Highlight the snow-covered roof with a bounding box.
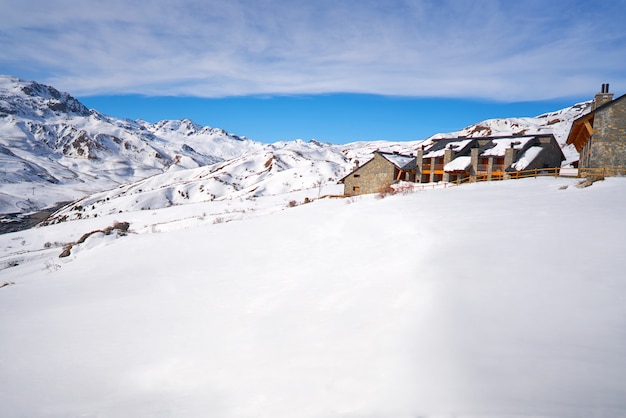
[511,146,543,171]
[444,156,472,172]
[423,139,474,158]
[379,152,416,169]
[481,137,534,157]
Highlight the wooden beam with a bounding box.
[567,114,593,146]
[573,129,590,152]
[566,123,581,145]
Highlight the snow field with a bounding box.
[1,177,626,417]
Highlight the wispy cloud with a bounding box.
[1,0,625,100]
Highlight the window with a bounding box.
[478,157,489,172]
[353,186,360,192]
[353,174,360,178]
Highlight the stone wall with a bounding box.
[586,97,626,169]
[342,154,396,195]
[526,136,564,170]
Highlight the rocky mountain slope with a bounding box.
[1,75,590,223]
[0,76,263,214]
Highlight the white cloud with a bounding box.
[1,0,625,100]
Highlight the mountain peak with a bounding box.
[0,75,91,119]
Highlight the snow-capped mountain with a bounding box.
[42,142,352,224]
[0,75,263,214]
[1,75,590,223]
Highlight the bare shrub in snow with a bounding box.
[5,260,19,268]
[44,260,61,272]
[100,222,130,236]
[376,185,395,199]
[392,182,417,195]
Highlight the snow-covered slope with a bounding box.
[43,141,351,224]
[0,75,263,214]
[1,177,625,418]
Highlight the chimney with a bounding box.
[593,83,614,110]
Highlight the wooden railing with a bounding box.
[450,166,626,186]
[363,166,625,197]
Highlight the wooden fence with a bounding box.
[391,167,626,193]
[450,167,626,185]
[340,166,626,197]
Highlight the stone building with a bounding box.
[340,151,416,196]
[566,84,626,173]
[340,135,564,195]
[416,135,564,183]
[416,138,474,183]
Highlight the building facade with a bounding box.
[567,85,626,173]
[340,151,416,196]
[416,135,563,183]
[340,136,564,196]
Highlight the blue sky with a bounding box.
[1,0,625,143]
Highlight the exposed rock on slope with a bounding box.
[0,76,263,214]
[43,141,351,224]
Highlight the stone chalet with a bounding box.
[340,151,416,196]
[340,135,564,196]
[417,134,564,183]
[566,84,626,172]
